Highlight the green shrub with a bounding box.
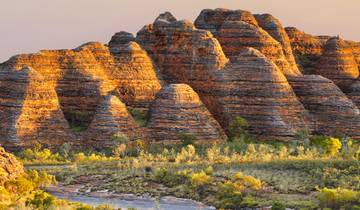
[227,116,249,141]
[178,133,197,146]
[128,108,148,127]
[154,168,188,187]
[271,201,286,210]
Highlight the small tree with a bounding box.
[178,133,197,146]
[227,116,249,141]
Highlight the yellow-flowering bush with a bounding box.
[190,171,212,187]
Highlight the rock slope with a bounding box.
[314,37,359,89]
[147,84,227,143]
[83,94,145,147]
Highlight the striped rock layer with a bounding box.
[147,84,227,143]
[314,37,359,89]
[1,9,360,148]
[82,95,145,147]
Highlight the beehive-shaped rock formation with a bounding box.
[289,75,360,139]
[285,27,324,57]
[83,95,144,147]
[0,147,24,184]
[147,84,227,143]
[194,8,301,76]
[194,8,259,34]
[254,14,299,74]
[0,66,75,148]
[137,12,228,84]
[210,48,308,140]
[2,42,161,128]
[314,37,359,89]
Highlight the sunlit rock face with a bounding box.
[210,48,309,140]
[194,8,301,76]
[0,66,75,148]
[314,37,359,89]
[136,12,228,84]
[147,84,227,143]
[285,27,324,57]
[254,14,300,75]
[1,41,161,128]
[194,8,259,34]
[347,41,360,67]
[108,32,163,108]
[82,94,145,147]
[289,75,360,139]
[285,27,325,74]
[0,147,24,184]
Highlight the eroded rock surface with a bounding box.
[0,66,75,148]
[83,95,145,147]
[289,75,360,139]
[314,37,359,89]
[195,8,301,76]
[147,84,227,143]
[210,48,309,140]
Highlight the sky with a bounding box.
[1,0,359,62]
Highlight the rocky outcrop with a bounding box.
[289,75,360,139]
[0,66,75,148]
[255,14,300,74]
[314,37,359,89]
[1,42,161,128]
[285,27,324,56]
[147,84,227,143]
[210,48,309,140]
[285,27,325,73]
[82,95,145,147]
[0,147,24,184]
[195,9,301,76]
[194,8,259,35]
[107,37,163,108]
[137,12,228,84]
[347,41,360,67]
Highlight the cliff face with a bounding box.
[1,8,360,148]
[0,66,75,148]
[289,75,360,138]
[147,84,227,143]
[210,48,309,140]
[195,8,301,76]
[314,37,359,89]
[2,42,161,128]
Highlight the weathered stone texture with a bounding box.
[285,27,324,56]
[314,37,359,89]
[255,14,300,74]
[83,95,145,147]
[289,75,360,139]
[210,48,309,140]
[0,67,74,148]
[147,84,227,143]
[195,9,300,76]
